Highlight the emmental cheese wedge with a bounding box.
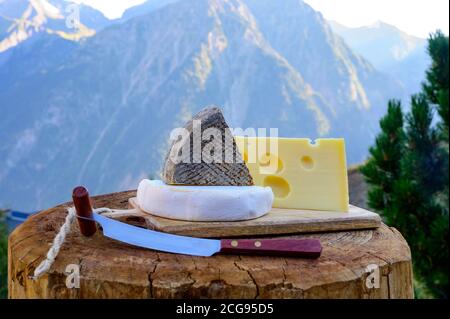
[137,179,274,221]
[234,137,349,212]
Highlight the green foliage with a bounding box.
[423,30,449,140]
[362,31,449,298]
[0,210,8,299]
[394,94,448,297]
[361,100,405,217]
[414,277,435,299]
[360,100,405,221]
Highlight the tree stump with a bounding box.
[8,190,414,298]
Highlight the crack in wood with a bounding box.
[147,253,161,298]
[234,257,259,299]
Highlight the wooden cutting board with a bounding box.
[120,197,381,238]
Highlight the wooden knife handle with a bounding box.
[72,186,97,237]
[220,238,322,258]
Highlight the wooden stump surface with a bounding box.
[8,190,414,299]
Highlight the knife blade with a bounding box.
[93,212,221,256]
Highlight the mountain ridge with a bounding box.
[0,0,403,210]
[329,19,429,99]
[0,0,110,53]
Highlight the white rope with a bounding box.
[32,206,113,280]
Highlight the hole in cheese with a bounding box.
[300,155,314,170]
[259,153,283,174]
[263,175,290,198]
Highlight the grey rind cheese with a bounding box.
[162,106,253,186]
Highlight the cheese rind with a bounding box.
[235,137,349,212]
[137,179,274,221]
[162,106,253,186]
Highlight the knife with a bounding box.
[73,186,322,258]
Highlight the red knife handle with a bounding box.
[220,238,322,258]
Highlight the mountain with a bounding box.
[0,0,403,211]
[0,0,110,53]
[329,20,429,98]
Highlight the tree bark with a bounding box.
[8,190,414,299]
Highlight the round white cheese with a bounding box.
[136,179,274,221]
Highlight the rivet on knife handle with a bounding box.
[219,239,322,258]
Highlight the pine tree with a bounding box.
[393,94,448,297]
[362,31,449,298]
[420,31,449,297]
[423,31,449,212]
[360,100,405,224]
[423,30,449,141]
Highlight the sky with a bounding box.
[304,0,449,38]
[73,0,449,38]
[71,0,146,18]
